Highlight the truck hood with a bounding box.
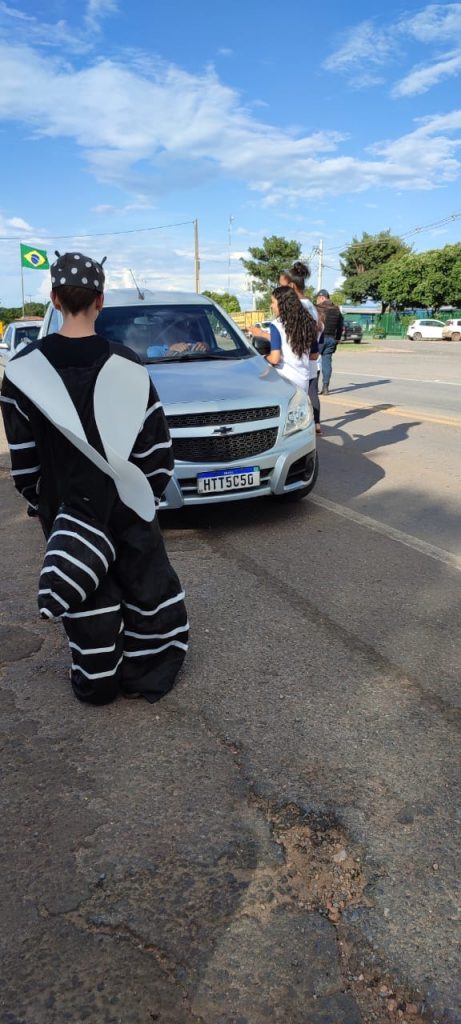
[147,354,296,412]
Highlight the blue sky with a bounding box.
[0,0,460,307]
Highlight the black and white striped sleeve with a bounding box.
[0,376,41,511]
[130,382,174,501]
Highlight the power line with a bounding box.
[0,218,196,243]
[325,212,461,255]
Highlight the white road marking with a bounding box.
[310,495,461,573]
[334,370,461,387]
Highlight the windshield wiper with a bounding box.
[145,351,244,364]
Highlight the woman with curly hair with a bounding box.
[279,262,322,434]
[260,285,318,399]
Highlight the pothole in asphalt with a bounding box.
[252,799,428,1024]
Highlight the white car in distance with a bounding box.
[0,320,43,367]
[442,318,461,342]
[407,319,445,340]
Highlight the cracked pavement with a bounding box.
[1,373,460,1024]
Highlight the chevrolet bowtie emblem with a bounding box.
[213,426,233,434]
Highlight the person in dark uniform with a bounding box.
[314,289,344,394]
[0,252,188,706]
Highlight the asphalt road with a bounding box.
[0,340,460,1024]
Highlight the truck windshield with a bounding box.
[95,304,252,363]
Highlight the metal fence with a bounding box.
[233,309,461,337]
[342,310,461,337]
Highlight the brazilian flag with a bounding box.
[20,244,49,270]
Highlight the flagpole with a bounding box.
[20,255,25,316]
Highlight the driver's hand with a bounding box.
[169,342,191,353]
[191,342,209,353]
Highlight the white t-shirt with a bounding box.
[301,299,321,380]
[301,297,318,323]
[269,320,310,391]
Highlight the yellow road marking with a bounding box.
[322,394,461,429]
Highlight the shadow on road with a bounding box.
[323,402,409,427]
[162,414,420,533]
[331,379,391,394]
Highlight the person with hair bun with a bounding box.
[279,262,322,434]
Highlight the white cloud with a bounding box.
[0,44,460,212]
[323,20,394,74]
[91,196,154,215]
[0,2,34,21]
[324,4,461,96]
[6,215,33,230]
[401,4,461,42]
[393,49,461,96]
[0,0,117,53]
[84,0,118,32]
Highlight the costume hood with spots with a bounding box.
[50,252,106,292]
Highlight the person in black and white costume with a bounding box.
[0,251,188,706]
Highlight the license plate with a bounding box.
[197,466,260,493]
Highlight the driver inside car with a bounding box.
[146,319,211,359]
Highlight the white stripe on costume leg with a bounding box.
[38,589,70,610]
[64,604,121,620]
[125,622,189,641]
[11,464,41,476]
[123,590,185,617]
[69,640,119,655]
[50,530,110,571]
[71,655,124,680]
[41,566,86,601]
[57,513,116,558]
[43,550,99,587]
[9,441,36,450]
[124,639,188,657]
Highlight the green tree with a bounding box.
[330,287,346,306]
[0,306,22,326]
[380,243,461,309]
[379,255,419,309]
[340,231,412,304]
[0,302,46,326]
[24,301,46,318]
[241,235,301,299]
[202,291,241,314]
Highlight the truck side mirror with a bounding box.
[252,336,271,357]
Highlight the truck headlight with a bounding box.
[283,388,312,436]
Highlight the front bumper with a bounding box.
[159,424,317,508]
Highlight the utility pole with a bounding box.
[227,214,234,292]
[316,238,324,293]
[194,219,201,293]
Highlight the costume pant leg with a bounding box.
[62,573,124,705]
[116,518,188,702]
